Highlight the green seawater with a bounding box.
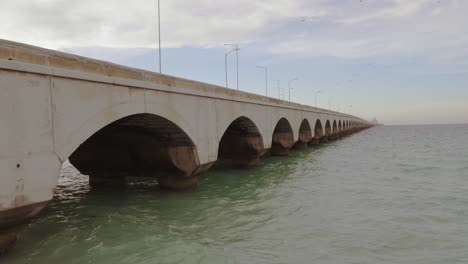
[4,124,468,263]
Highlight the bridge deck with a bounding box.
[0,39,357,118]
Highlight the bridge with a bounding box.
[0,39,372,249]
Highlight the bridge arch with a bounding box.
[56,99,201,164]
[69,113,205,190]
[218,116,264,168]
[338,120,342,132]
[295,119,312,149]
[271,117,295,156]
[309,119,324,145]
[314,119,323,138]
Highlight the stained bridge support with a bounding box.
[271,118,295,156]
[295,119,313,149]
[320,120,332,143]
[218,117,264,168]
[310,119,323,145]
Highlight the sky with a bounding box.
[1,0,467,125]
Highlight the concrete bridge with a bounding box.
[0,39,372,250]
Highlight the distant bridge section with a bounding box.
[0,39,372,238]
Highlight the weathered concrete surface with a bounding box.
[219,135,264,168]
[0,39,373,239]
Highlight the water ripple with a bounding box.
[4,124,468,263]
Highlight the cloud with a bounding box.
[0,0,321,49]
[338,0,426,24]
[1,0,467,66]
[267,0,468,60]
[1,0,466,125]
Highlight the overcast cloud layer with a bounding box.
[1,0,468,124]
[2,0,468,61]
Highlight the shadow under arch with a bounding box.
[271,117,295,156]
[295,119,313,149]
[322,120,332,143]
[338,120,342,132]
[325,120,332,135]
[69,113,208,190]
[218,116,264,168]
[310,119,323,145]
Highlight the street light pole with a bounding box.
[314,90,322,107]
[224,44,239,90]
[236,47,239,90]
[256,66,268,96]
[157,0,162,73]
[288,78,298,102]
[277,80,280,99]
[225,53,228,88]
[225,48,237,89]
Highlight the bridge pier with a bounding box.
[158,160,215,190]
[0,200,49,256]
[309,137,320,146]
[230,136,264,168]
[294,120,312,149]
[271,132,295,156]
[218,117,265,168]
[231,152,262,168]
[320,136,329,143]
[219,136,264,168]
[294,140,308,149]
[271,118,295,156]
